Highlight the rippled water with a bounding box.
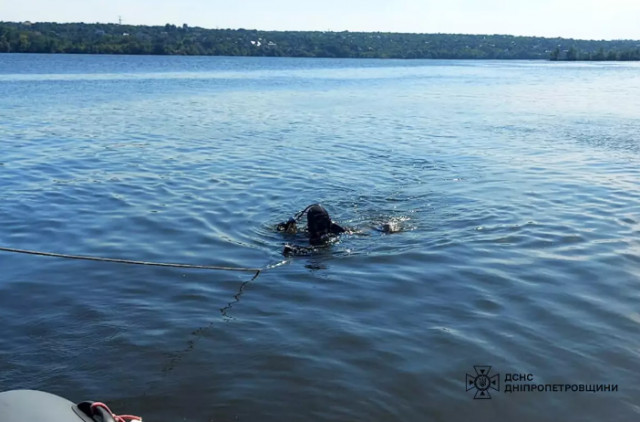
[0,54,639,421]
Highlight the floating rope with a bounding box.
[0,246,262,278]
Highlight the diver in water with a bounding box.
[277,204,346,256]
[277,203,405,256]
[306,204,346,244]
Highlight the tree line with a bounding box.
[1,21,639,60]
[550,46,640,61]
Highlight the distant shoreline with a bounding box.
[2,21,639,61]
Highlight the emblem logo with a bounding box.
[466,365,500,399]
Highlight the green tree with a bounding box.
[0,36,10,52]
[566,46,578,61]
[592,48,605,61]
[17,33,30,51]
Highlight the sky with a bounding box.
[2,0,640,40]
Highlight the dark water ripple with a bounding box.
[1,55,639,421]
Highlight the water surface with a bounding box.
[0,54,639,421]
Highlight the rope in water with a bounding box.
[0,246,263,277]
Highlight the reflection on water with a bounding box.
[0,54,639,422]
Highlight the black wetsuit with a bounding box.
[306,204,345,245]
[282,204,345,256]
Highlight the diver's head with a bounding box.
[307,204,332,244]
